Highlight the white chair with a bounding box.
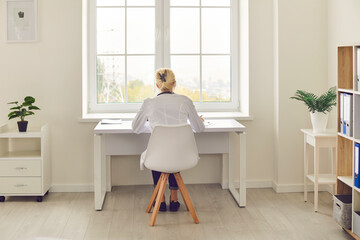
[144,124,200,226]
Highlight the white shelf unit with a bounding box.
[0,124,50,202]
[307,174,337,185]
[336,44,360,239]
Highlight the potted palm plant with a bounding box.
[8,96,40,132]
[290,87,336,133]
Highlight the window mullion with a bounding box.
[164,0,170,68]
[199,1,203,102]
[124,0,128,103]
[90,0,97,108]
[231,0,239,109]
[155,0,163,95]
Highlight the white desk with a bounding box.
[94,119,246,210]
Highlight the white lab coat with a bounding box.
[132,93,205,170]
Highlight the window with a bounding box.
[86,0,239,113]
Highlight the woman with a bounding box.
[132,68,205,212]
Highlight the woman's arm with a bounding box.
[132,99,149,134]
[184,97,205,133]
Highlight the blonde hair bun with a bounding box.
[155,68,176,92]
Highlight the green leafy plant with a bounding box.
[8,96,40,122]
[290,86,337,114]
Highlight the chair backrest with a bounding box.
[144,124,199,173]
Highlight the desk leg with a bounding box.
[304,135,308,202]
[107,155,112,192]
[239,132,246,207]
[94,134,107,211]
[314,144,319,212]
[228,132,246,208]
[221,154,229,189]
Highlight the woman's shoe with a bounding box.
[169,201,180,212]
[159,202,167,212]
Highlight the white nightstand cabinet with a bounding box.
[0,124,50,202]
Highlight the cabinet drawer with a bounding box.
[0,177,41,194]
[0,160,41,176]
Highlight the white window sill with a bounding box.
[79,112,254,123]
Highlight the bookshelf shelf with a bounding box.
[338,176,353,188]
[338,132,354,141]
[339,88,354,94]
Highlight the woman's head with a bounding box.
[155,68,176,92]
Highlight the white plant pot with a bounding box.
[310,112,329,133]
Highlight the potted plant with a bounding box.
[8,96,40,132]
[290,86,336,133]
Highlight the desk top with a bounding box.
[94,119,246,134]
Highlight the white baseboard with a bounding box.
[50,185,114,193]
[221,180,274,189]
[50,183,334,194]
[246,180,273,189]
[50,180,274,193]
[50,184,94,193]
[272,181,334,194]
[50,180,334,194]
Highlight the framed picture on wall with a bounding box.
[6,0,37,42]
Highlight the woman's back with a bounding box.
[132,93,204,134]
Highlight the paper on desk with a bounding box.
[101,119,122,124]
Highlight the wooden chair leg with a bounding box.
[174,173,199,224]
[149,173,169,226]
[176,173,189,211]
[146,173,163,213]
[179,190,189,211]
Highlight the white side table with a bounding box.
[301,129,337,212]
[0,124,50,202]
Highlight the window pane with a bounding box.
[127,56,155,102]
[127,8,155,54]
[97,56,126,103]
[201,0,230,6]
[97,0,125,6]
[171,0,199,6]
[97,8,125,54]
[170,8,200,54]
[202,8,230,54]
[202,56,230,102]
[127,0,155,6]
[171,56,200,102]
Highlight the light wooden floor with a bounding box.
[0,185,353,240]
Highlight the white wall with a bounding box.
[247,0,275,186]
[273,0,329,191]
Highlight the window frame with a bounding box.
[85,0,240,114]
